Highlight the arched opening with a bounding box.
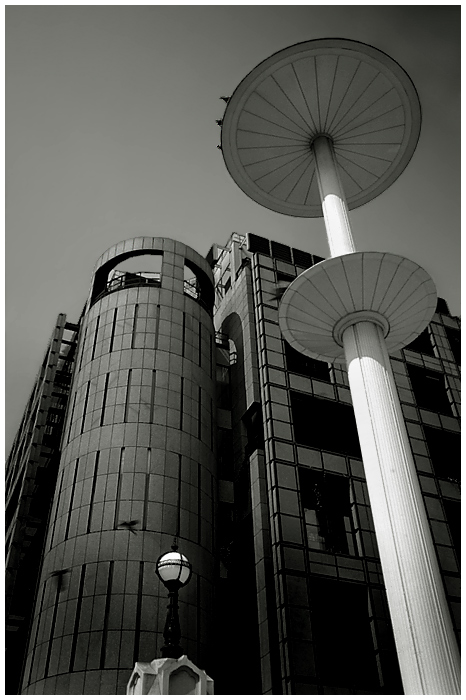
[90,250,163,306]
[107,254,163,295]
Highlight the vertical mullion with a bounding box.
[109,309,118,354]
[198,322,202,366]
[210,398,214,450]
[198,387,202,440]
[25,580,48,686]
[154,304,161,350]
[182,312,186,357]
[48,470,64,550]
[90,317,100,362]
[114,448,125,528]
[131,304,139,349]
[143,448,151,531]
[64,459,79,540]
[176,454,182,538]
[80,382,91,434]
[124,370,132,423]
[86,452,100,533]
[43,581,61,677]
[150,370,156,423]
[100,373,110,426]
[197,464,202,545]
[99,561,114,669]
[66,392,78,443]
[180,378,184,430]
[78,327,88,372]
[210,336,213,379]
[133,561,145,663]
[69,564,87,672]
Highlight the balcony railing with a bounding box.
[93,271,162,304]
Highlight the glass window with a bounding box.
[310,577,380,689]
[284,341,330,381]
[423,426,460,482]
[404,328,435,356]
[299,469,357,556]
[407,364,452,416]
[291,392,361,458]
[443,499,461,561]
[445,326,461,365]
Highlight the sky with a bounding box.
[5,5,460,452]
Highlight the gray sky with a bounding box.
[6,5,460,452]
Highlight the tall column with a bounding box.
[312,137,461,694]
[343,321,460,694]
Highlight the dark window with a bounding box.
[271,241,292,263]
[277,272,295,283]
[243,402,265,455]
[290,392,361,458]
[216,365,231,409]
[407,364,452,415]
[299,469,356,555]
[311,578,380,690]
[443,500,461,562]
[247,233,270,256]
[285,342,330,382]
[445,327,461,366]
[423,426,460,482]
[405,328,435,356]
[292,248,314,269]
[217,428,234,480]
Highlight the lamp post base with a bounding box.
[127,655,214,695]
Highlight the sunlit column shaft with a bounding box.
[343,321,461,695]
[312,135,356,257]
[313,136,460,694]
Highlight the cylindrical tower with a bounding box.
[21,237,217,696]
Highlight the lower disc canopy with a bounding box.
[278,252,437,365]
[221,38,421,217]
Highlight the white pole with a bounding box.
[312,136,356,256]
[312,136,461,695]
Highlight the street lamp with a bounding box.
[155,544,192,659]
[219,38,460,695]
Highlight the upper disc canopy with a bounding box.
[221,38,421,217]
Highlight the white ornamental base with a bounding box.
[127,655,214,695]
[342,320,460,695]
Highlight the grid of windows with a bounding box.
[245,241,460,694]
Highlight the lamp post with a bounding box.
[220,38,460,694]
[155,544,192,659]
[127,546,214,694]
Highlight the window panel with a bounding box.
[291,392,361,458]
[310,577,380,689]
[285,341,330,381]
[423,426,460,481]
[299,469,357,556]
[407,364,452,416]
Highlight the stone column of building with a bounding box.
[220,39,460,695]
[20,237,217,696]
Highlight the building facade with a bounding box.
[6,233,460,695]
